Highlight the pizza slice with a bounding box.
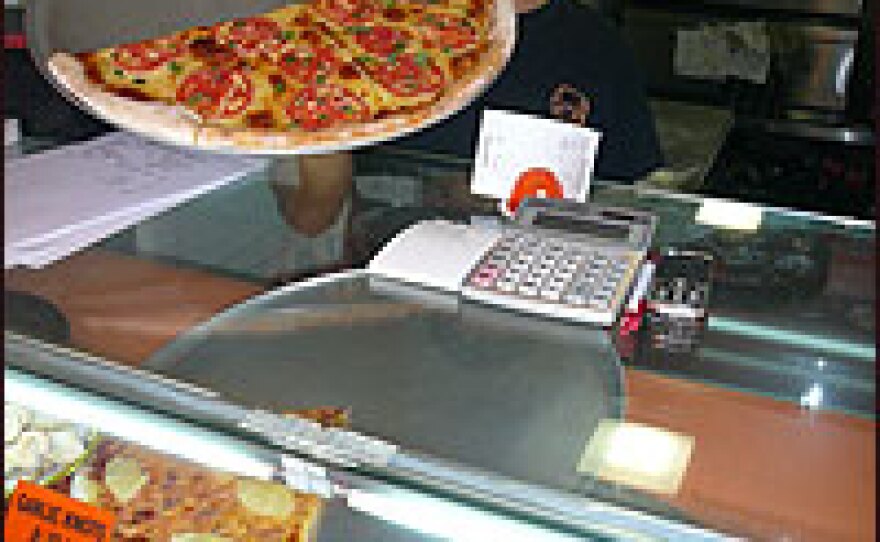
[74,33,195,104]
[251,12,387,131]
[72,408,349,541]
[355,51,449,110]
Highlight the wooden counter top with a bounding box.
[6,250,875,541]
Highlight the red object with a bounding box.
[4,33,27,49]
[507,167,564,214]
[618,299,647,337]
[5,480,117,542]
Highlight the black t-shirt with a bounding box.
[385,0,663,182]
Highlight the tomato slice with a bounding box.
[353,25,414,57]
[176,67,254,119]
[275,43,343,85]
[286,85,370,131]
[215,17,282,59]
[315,0,380,26]
[419,13,478,54]
[365,53,446,98]
[112,37,184,72]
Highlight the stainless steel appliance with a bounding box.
[620,0,873,138]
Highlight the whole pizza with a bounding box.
[47,0,515,153]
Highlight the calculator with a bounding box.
[368,199,656,327]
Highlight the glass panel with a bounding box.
[6,138,874,542]
[7,335,720,541]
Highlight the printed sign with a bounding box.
[471,109,601,216]
[5,481,116,542]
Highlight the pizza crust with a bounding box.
[47,0,516,155]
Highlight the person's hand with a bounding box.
[270,152,353,237]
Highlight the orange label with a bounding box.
[5,481,116,542]
[507,167,564,214]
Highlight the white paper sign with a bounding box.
[471,109,601,215]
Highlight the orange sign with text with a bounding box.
[5,481,116,542]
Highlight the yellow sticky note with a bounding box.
[695,199,764,232]
[578,420,695,496]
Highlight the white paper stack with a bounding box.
[5,132,269,269]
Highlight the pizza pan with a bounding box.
[26,0,516,155]
[144,272,626,506]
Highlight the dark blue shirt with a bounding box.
[386,0,663,181]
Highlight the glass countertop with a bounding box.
[5,136,875,541]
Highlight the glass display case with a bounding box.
[5,137,875,542]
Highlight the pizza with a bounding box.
[71,408,349,542]
[47,0,515,153]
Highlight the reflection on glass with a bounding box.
[800,383,824,409]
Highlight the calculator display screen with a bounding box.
[534,213,631,240]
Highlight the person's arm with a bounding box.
[270,152,354,237]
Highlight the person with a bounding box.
[282,0,666,236]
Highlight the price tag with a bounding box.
[471,109,601,215]
[5,481,116,542]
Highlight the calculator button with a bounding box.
[541,290,562,302]
[520,286,539,297]
[497,281,517,293]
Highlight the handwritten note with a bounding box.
[471,109,601,215]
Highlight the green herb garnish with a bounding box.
[168,62,182,74]
[318,113,328,120]
[393,41,406,52]
[113,69,125,77]
[233,20,246,27]
[316,74,327,84]
[280,30,296,40]
[414,52,429,66]
[274,81,286,94]
[442,46,452,55]
[387,52,398,63]
[348,26,370,34]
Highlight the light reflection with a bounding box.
[347,488,585,542]
[709,316,875,361]
[799,383,824,409]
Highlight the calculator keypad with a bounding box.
[465,232,638,316]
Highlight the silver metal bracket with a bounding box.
[240,409,398,470]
